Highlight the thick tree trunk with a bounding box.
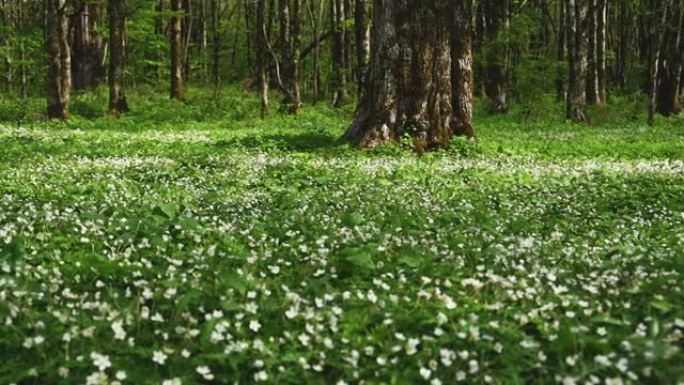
[71,0,104,90]
[331,0,348,107]
[451,0,475,138]
[655,0,683,117]
[279,0,302,113]
[170,0,185,100]
[344,0,464,151]
[482,0,509,114]
[108,0,129,115]
[46,0,71,119]
[354,0,370,96]
[566,0,589,122]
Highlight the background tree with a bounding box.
[344,0,470,150]
[170,0,184,100]
[46,0,71,119]
[108,0,129,115]
[566,0,589,122]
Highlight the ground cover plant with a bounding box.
[1,89,683,385]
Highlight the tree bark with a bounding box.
[556,0,567,102]
[451,0,475,138]
[256,0,269,117]
[655,0,683,117]
[596,0,607,103]
[566,0,589,122]
[108,0,129,115]
[46,0,71,119]
[343,0,466,151]
[586,0,600,104]
[482,0,509,114]
[354,0,370,96]
[71,0,104,90]
[170,0,185,100]
[278,0,302,113]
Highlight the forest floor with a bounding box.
[1,89,683,384]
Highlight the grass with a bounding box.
[0,87,683,385]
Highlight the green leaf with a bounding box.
[342,248,376,270]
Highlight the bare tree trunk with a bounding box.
[616,0,629,88]
[256,0,269,117]
[557,0,566,102]
[344,0,461,151]
[354,0,370,96]
[170,0,185,100]
[596,0,607,103]
[483,0,509,114]
[452,0,475,138]
[1,0,13,93]
[331,0,348,107]
[108,0,129,115]
[182,0,193,79]
[210,0,220,88]
[278,0,301,113]
[566,0,589,122]
[587,0,600,104]
[46,0,71,119]
[305,0,325,104]
[71,0,104,90]
[655,0,683,117]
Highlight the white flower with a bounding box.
[153,350,168,365]
[162,378,182,385]
[90,352,112,371]
[419,367,432,380]
[405,338,420,355]
[111,320,126,340]
[254,370,269,382]
[249,320,262,332]
[196,366,214,380]
[86,371,108,385]
[115,371,127,380]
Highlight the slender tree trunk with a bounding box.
[596,0,607,103]
[256,0,269,117]
[210,0,220,88]
[1,0,13,93]
[557,0,566,102]
[331,0,348,107]
[616,0,629,88]
[170,0,185,100]
[566,0,589,122]
[344,0,463,151]
[587,0,600,104]
[183,0,193,79]
[483,0,509,114]
[648,0,668,124]
[46,0,71,119]
[108,0,129,115]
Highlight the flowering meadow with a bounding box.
[1,103,683,385]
